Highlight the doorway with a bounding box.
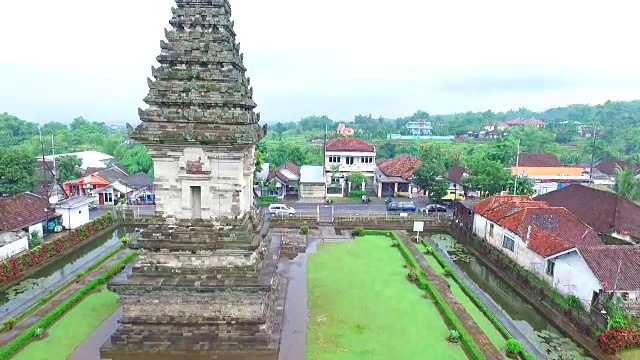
[190,186,202,219]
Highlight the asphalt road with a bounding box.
[88,199,446,218]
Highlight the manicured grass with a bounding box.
[421,244,507,352]
[13,287,119,360]
[621,349,640,360]
[307,235,468,360]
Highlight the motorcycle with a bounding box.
[325,197,334,204]
[384,196,393,204]
[362,197,371,204]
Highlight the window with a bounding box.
[105,192,113,203]
[489,223,494,237]
[328,156,341,163]
[191,186,202,218]
[502,235,515,252]
[346,156,354,165]
[546,260,555,277]
[361,156,373,164]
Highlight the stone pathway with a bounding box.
[319,225,352,243]
[397,231,504,360]
[0,249,131,347]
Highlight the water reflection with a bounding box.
[431,233,591,359]
[0,226,133,319]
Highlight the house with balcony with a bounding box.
[512,153,589,195]
[375,155,421,198]
[324,138,376,196]
[406,119,433,135]
[470,195,640,310]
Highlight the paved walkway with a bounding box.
[319,225,353,243]
[425,236,545,360]
[397,231,504,360]
[0,249,131,347]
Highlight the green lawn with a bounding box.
[14,287,119,360]
[307,235,468,360]
[421,248,506,352]
[622,349,640,360]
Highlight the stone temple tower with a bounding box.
[101,0,282,358]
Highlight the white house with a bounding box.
[471,195,609,309]
[0,232,29,260]
[324,137,376,196]
[54,196,94,230]
[0,192,60,239]
[265,162,301,199]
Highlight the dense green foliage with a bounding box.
[0,114,153,195]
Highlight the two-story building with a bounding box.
[406,119,432,135]
[324,138,376,196]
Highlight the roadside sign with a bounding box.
[414,221,424,243]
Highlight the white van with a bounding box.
[268,204,296,216]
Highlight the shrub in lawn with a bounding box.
[3,318,16,330]
[444,266,453,277]
[120,236,130,246]
[506,339,524,358]
[352,227,365,237]
[300,223,310,235]
[448,329,460,343]
[33,327,44,338]
[348,190,367,199]
[424,244,433,254]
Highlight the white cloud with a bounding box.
[1,0,639,123]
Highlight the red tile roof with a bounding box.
[377,155,422,179]
[0,193,56,232]
[514,152,562,167]
[535,184,640,240]
[497,206,602,257]
[267,162,301,184]
[325,138,375,152]
[580,246,640,291]
[474,194,603,257]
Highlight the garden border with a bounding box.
[0,252,138,360]
[421,238,537,360]
[0,242,128,333]
[363,230,487,360]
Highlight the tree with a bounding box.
[254,149,265,179]
[428,179,449,203]
[347,172,365,188]
[413,162,445,195]
[465,156,513,196]
[613,166,640,202]
[0,147,37,195]
[57,155,82,181]
[511,176,535,196]
[114,144,154,177]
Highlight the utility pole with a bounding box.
[513,139,521,195]
[39,128,47,184]
[588,125,598,187]
[323,123,328,198]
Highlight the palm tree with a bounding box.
[613,166,640,202]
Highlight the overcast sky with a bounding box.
[1,0,639,124]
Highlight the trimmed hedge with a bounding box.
[375,231,487,360]
[0,212,115,284]
[421,238,536,360]
[0,251,138,360]
[0,242,127,333]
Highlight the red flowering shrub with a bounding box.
[599,328,640,354]
[0,213,115,285]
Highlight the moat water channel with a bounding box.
[0,225,134,321]
[431,233,592,360]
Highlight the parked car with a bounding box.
[386,201,400,212]
[388,201,417,212]
[422,204,447,213]
[268,204,296,216]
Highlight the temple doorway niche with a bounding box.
[190,186,202,219]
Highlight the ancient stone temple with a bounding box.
[101,0,281,358]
